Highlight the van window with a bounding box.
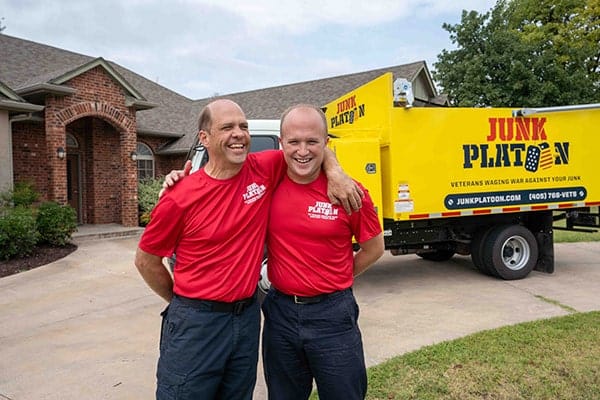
[188,134,280,172]
[250,136,279,152]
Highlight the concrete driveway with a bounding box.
[1,236,599,399]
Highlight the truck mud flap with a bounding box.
[529,211,554,274]
[534,231,554,273]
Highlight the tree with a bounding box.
[433,0,600,107]
[0,17,6,33]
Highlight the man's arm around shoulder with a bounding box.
[159,160,192,198]
[322,148,363,214]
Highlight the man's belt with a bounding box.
[174,293,255,315]
[273,288,348,305]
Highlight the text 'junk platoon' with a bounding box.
[462,117,569,172]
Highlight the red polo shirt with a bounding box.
[267,172,381,297]
[139,150,285,302]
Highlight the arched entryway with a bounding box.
[47,101,138,226]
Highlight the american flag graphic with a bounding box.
[538,142,553,170]
[525,143,553,172]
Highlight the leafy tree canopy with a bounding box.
[433,0,600,107]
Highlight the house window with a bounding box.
[66,133,79,148]
[136,142,155,180]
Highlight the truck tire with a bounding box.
[470,227,495,276]
[416,250,455,261]
[482,224,538,280]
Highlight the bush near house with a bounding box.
[0,206,39,260]
[138,177,163,226]
[0,183,77,260]
[36,201,77,246]
[0,180,39,208]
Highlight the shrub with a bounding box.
[0,206,39,260]
[138,177,163,225]
[36,201,77,246]
[0,181,40,207]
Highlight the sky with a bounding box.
[1,0,497,99]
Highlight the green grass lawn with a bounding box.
[308,216,600,399]
[364,312,600,400]
[554,226,600,242]
[310,312,600,399]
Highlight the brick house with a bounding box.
[0,34,445,227]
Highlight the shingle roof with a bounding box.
[0,34,435,155]
[0,34,194,139]
[216,62,426,118]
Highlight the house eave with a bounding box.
[17,83,77,97]
[137,128,184,138]
[51,57,147,101]
[154,147,188,156]
[0,99,45,113]
[126,96,158,110]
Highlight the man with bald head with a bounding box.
[135,99,361,400]
[262,104,384,399]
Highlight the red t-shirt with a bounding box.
[139,151,285,302]
[267,171,382,297]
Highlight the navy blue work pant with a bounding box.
[155,295,260,400]
[261,288,367,400]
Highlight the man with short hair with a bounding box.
[262,104,384,399]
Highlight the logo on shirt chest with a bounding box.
[308,201,339,220]
[243,182,267,204]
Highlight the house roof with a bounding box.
[0,33,442,155]
[0,34,192,139]
[212,61,430,117]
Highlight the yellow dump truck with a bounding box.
[323,73,600,280]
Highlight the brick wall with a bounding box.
[12,120,50,200]
[159,154,187,176]
[12,66,140,226]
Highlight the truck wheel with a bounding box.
[482,224,538,280]
[470,227,495,276]
[416,250,455,261]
